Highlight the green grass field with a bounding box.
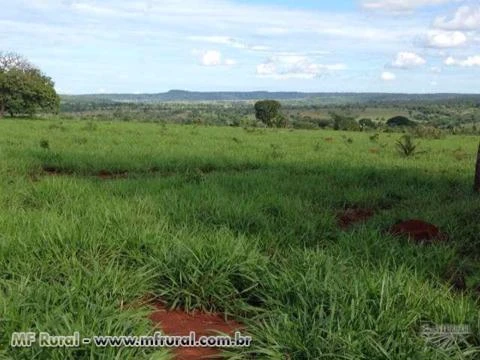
[1,118,480,359]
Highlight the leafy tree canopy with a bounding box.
[386,116,417,127]
[254,100,283,127]
[0,52,59,117]
[330,112,360,131]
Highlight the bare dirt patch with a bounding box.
[97,169,129,180]
[337,208,375,229]
[42,165,72,176]
[388,219,448,244]
[150,303,244,360]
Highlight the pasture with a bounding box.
[1,118,479,359]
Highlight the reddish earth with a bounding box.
[324,137,334,142]
[150,303,244,360]
[337,208,375,229]
[97,170,129,180]
[43,166,71,176]
[388,219,448,243]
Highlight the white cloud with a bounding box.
[392,52,426,68]
[362,0,456,12]
[256,62,277,76]
[188,35,269,52]
[444,56,456,65]
[444,55,480,67]
[426,30,467,48]
[256,27,290,36]
[200,50,222,66]
[256,55,346,80]
[434,6,480,30]
[224,58,237,66]
[381,71,396,81]
[197,50,236,67]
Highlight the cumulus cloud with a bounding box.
[256,55,346,80]
[444,55,480,67]
[434,6,480,30]
[188,36,269,52]
[392,52,426,68]
[197,50,236,67]
[381,71,396,81]
[426,30,467,48]
[362,0,456,12]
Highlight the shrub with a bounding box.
[330,112,360,131]
[396,135,418,157]
[411,126,444,139]
[39,139,49,149]
[254,100,282,128]
[387,116,417,127]
[359,118,376,130]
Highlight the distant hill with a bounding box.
[61,90,480,105]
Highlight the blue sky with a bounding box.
[1,0,479,94]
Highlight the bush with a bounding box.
[396,135,418,157]
[387,116,417,127]
[330,112,360,131]
[359,118,376,130]
[254,100,282,128]
[411,126,445,139]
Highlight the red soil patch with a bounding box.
[97,170,129,180]
[42,166,71,176]
[388,219,448,244]
[369,148,379,154]
[324,137,334,142]
[150,303,244,360]
[337,208,375,229]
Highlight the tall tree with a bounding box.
[254,100,283,128]
[0,52,59,118]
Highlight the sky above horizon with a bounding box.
[1,0,480,94]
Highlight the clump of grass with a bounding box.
[341,135,354,144]
[396,135,418,157]
[73,137,88,145]
[39,139,50,150]
[269,144,286,159]
[82,122,97,131]
[184,168,205,184]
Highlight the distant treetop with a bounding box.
[386,116,417,127]
[0,52,59,117]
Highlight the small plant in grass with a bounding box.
[73,137,88,145]
[369,133,380,142]
[39,139,49,150]
[269,144,286,159]
[82,122,97,131]
[341,135,354,144]
[184,168,205,184]
[396,135,418,157]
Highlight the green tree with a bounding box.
[0,52,59,118]
[359,118,376,130]
[386,115,416,127]
[330,112,360,131]
[254,100,282,127]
